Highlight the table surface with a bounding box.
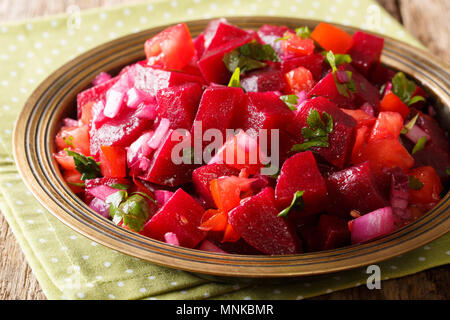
[0,0,449,300]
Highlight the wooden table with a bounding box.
[0,0,448,300]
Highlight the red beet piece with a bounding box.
[308,71,355,109]
[317,214,350,250]
[298,225,322,252]
[412,143,450,185]
[134,65,204,96]
[84,177,131,203]
[156,83,203,130]
[89,108,152,158]
[206,22,250,51]
[287,97,357,168]
[280,53,325,81]
[192,86,244,139]
[240,68,288,93]
[141,189,206,248]
[257,24,291,56]
[237,91,294,136]
[193,33,206,60]
[326,161,388,217]
[347,31,384,76]
[198,34,253,84]
[192,164,240,208]
[77,75,119,118]
[140,129,196,187]
[275,151,328,217]
[228,187,302,255]
[369,62,396,89]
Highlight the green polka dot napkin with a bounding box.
[0,0,448,300]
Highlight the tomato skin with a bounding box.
[284,66,315,94]
[144,23,195,70]
[368,111,403,142]
[341,109,376,128]
[311,23,353,54]
[351,125,370,162]
[380,92,410,119]
[210,177,241,214]
[409,166,443,205]
[80,101,94,126]
[63,170,84,194]
[55,124,90,155]
[281,31,315,56]
[99,145,127,178]
[54,150,76,171]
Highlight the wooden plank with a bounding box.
[0,0,449,300]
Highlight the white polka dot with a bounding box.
[1,54,9,60]
[91,241,98,246]
[139,16,148,24]
[86,283,94,288]
[25,23,33,30]
[171,0,178,7]
[42,32,50,38]
[27,219,34,224]
[44,58,52,64]
[347,9,356,16]
[116,21,124,28]
[48,227,55,232]
[77,46,85,52]
[92,24,99,32]
[149,297,157,300]
[84,36,92,42]
[312,1,320,8]
[117,281,124,287]
[108,294,115,299]
[73,265,80,272]
[61,246,68,251]
[123,8,131,15]
[147,4,154,11]
[1,26,7,33]
[15,200,23,205]
[163,12,171,19]
[204,292,210,297]
[423,245,430,250]
[51,48,60,55]
[148,276,155,280]
[418,257,426,261]
[180,290,187,294]
[96,275,103,280]
[69,235,77,240]
[39,238,46,243]
[8,44,17,51]
[244,296,252,300]
[125,269,133,274]
[446,251,450,255]
[170,281,178,286]
[104,262,111,267]
[77,292,85,299]
[82,255,89,260]
[296,295,304,300]
[9,71,17,77]
[390,265,397,270]
[50,20,59,27]
[109,32,117,39]
[99,12,107,20]
[17,34,25,41]
[51,258,58,263]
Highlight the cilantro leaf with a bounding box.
[391,72,425,106]
[106,190,128,222]
[65,149,101,180]
[228,67,241,88]
[291,109,333,152]
[111,183,130,190]
[325,51,356,98]
[446,167,450,175]
[63,136,74,147]
[401,113,419,134]
[280,95,299,111]
[278,190,305,217]
[412,136,427,154]
[324,51,352,69]
[223,41,279,74]
[408,176,424,191]
[295,26,311,39]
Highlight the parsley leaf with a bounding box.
[412,136,427,154]
[325,51,356,98]
[391,72,426,106]
[63,136,74,147]
[280,95,299,111]
[228,67,241,88]
[111,183,130,190]
[408,176,424,191]
[324,51,352,69]
[401,113,419,134]
[295,26,311,39]
[446,167,450,175]
[223,41,279,74]
[278,190,305,217]
[291,109,333,152]
[65,149,101,180]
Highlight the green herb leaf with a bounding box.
[295,26,311,39]
[110,183,130,190]
[446,167,450,175]
[326,51,338,73]
[324,51,352,69]
[131,191,157,205]
[412,136,427,154]
[407,95,426,106]
[401,113,419,134]
[67,182,85,187]
[408,176,424,191]
[391,72,421,105]
[65,149,101,180]
[325,51,356,98]
[63,136,74,147]
[106,190,128,221]
[280,95,299,111]
[278,190,305,217]
[291,109,333,152]
[223,41,279,74]
[227,67,241,88]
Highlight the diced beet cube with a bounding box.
[205,233,263,255]
[192,164,240,208]
[198,34,253,84]
[156,83,203,130]
[134,64,204,96]
[298,225,322,252]
[84,177,131,203]
[141,189,206,248]
[193,33,206,60]
[206,22,250,51]
[347,31,384,76]
[317,214,350,250]
[77,75,119,118]
[140,129,196,187]
[275,151,328,218]
[326,161,388,217]
[257,24,291,56]
[280,53,325,81]
[240,68,288,93]
[416,112,449,152]
[287,97,357,168]
[412,143,450,185]
[308,72,355,109]
[228,187,302,255]
[369,62,396,89]
[237,91,294,136]
[89,108,152,158]
[192,86,244,139]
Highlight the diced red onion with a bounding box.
[197,240,228,253]
[147,118,170,149]
[92,72,112,86]
[405,124,431,144]
[389,167,410,224]
[382,82,392,98]
[427,105,436,117]
[86,185,118,202]
[350,207,396,244]
[103,89,124,118]
[126,87,153,109]
[135,102,157,120]
[127,130,154,168]
[336,70,350,83]
[92,100,107,125]
[164,232,180,246]
[360,102,375,117]
[89,197,110,219]
[154,190,174,209]
[62,118,78,127]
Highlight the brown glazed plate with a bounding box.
[13,17,450,279]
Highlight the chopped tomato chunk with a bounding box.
[311,23,353,53]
